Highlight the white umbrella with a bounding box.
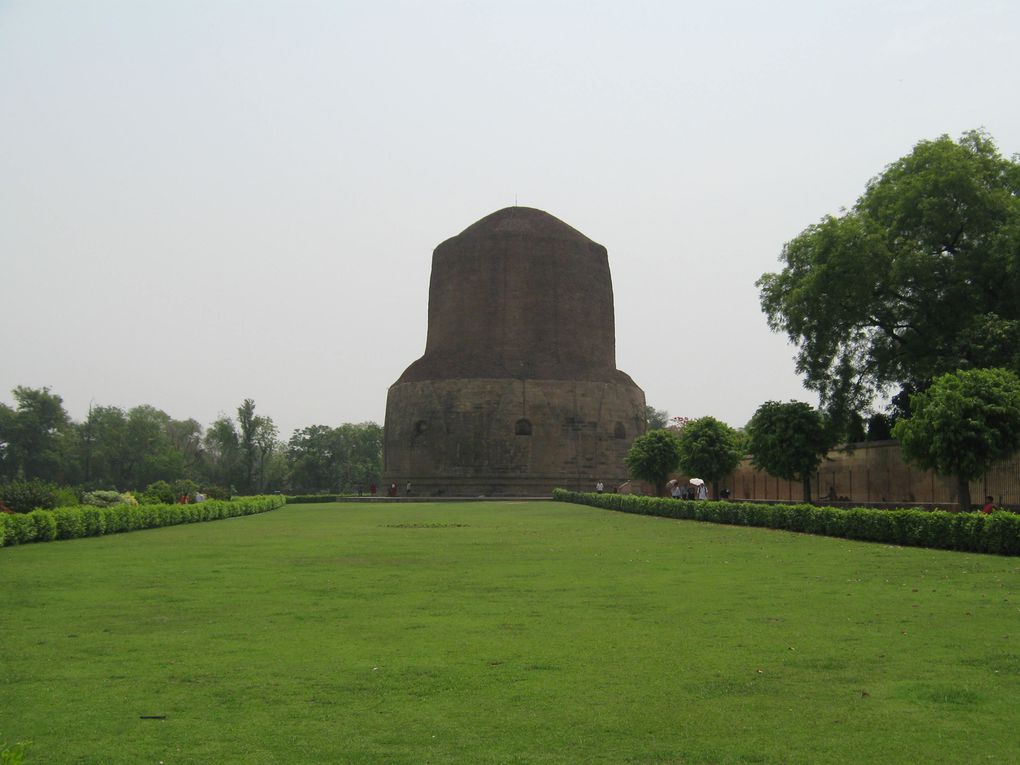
[689,478,705,486]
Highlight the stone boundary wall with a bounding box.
[720,440,1020,508]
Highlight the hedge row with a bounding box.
[552,490,1020,556]
[0,495,286,548]
[285,494,340,504]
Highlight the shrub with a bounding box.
[0,478,58,513]
[53,486,80,507]
[0,496,286,547]
[6,513,36,544]
[82,490,129,508]
[29,510,57,542]
[202,485,231,500]
[172,479,199,502]
[552,490,1020,556]
[52,507,85,539]
[141,480,176,505]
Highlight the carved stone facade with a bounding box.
[383,207,646,496]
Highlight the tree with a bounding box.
[237,399,258,493]
[0,386,73,481]
[624,429,682,497]
[204,416,241,490]
[644,406,670,431]
[287,422,383,493]
[675,416,743,499]
[746,401,834,503]
[758,130,1020,430]
[892,368,1020,511]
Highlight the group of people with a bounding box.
[671,482,708,500]
[368,482,411,497]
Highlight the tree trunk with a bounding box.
[655,481,665,498]
[802,475,812,504]
[956,474,972,513]
[711,481,719,500]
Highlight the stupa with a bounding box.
[382,207,646,496]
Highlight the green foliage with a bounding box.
[202,485,231,500]
[0,478,59,513]
[51,486,79,507]
[893,368,1020,510]
[552,490,1020,556]
[624,429,682,496]
[0,496,285,546]
[747,401,834,502]
[286,494,337,503]
[0,386,72,481]
[675,416,743,498]
[758,130,1020,421]
[81,490,131,508]
[171,478,199,501]
[866,413,893,441]
[287,422,383,493]
[141,479,176,504]
[644,405,670,430]
[1,740,31,765]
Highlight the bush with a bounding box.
[172,479,199,502]
[29,510,57,542]
[53,486,80,507]
[0,496,286,547]
[202,485,231,500]
[82,490,130,508]
[552,490,1020,556]
[6,513,36,544]
[141,480,176,505]
[0,478,59,513]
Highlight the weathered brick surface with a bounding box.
[383,207,646,496]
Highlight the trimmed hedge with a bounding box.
[0,496,286,548]
[552,489,1020,556]
[285,494,339,504]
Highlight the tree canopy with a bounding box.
[624,429,682,497]
[0,386,379,496]
[758,130,1020,430]
[746,401,834,503]
[892,368,1020,511]
[675,416,743,499]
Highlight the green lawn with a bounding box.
[2,501,1018,764]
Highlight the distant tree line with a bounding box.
[0,386,382,497]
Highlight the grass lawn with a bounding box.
[2,500,1019,764]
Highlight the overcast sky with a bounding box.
[2,0,1018,438]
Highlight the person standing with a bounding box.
[982,495,995,513]
[595,480,604,494]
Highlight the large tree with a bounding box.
[892,368,1020,512]
[624,429,682,497]
[758,130,1020,430]
[0,386,72,481]
[287,422,382,494]
[675,416,743,499]
[746,401,834,503]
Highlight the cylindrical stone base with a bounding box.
[382,377,646,497]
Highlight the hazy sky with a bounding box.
[2,0,1018,439]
